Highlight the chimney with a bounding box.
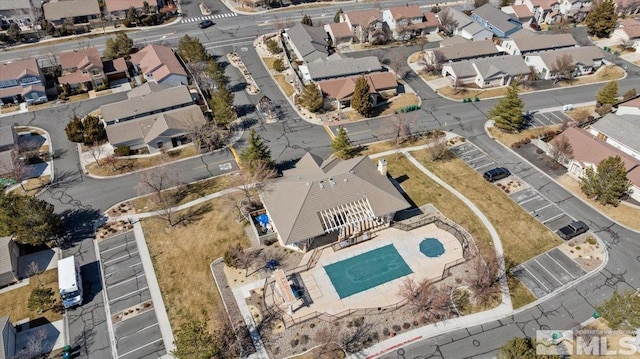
[378,159,388,176]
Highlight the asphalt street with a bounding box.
[2,1,640,358]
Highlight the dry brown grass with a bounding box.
[488,125,562,147]
[85,146,198,176]
[438,84,532,100]
[262,57,277,70]
[557,174,640,231]
[509,280,537,309]
[131,175,231,212]
[274,74,295,97]
[408,52,423,63]
[560,65,625,86]
[566,106,596,122]
[27,102,53,112]
[9,175,52,196]
[412,153,562,264]
[0,270,62,323]
[344,93,421,121]
[142,198,250,332]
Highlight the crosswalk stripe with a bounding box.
[182,13,237,23]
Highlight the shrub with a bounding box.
[586,236,597,245]
[353,317,364,327]
[575,246,581,250]
[273,58,285,72]
[300,335,309,345]
[115,145,131,156]
[266,39,281,54]
[383,328,390,336]
[290,338,299,347]
[597,103,612,116]
[392,324,401,332]
[403,323,411,329]
[223,250,238,267]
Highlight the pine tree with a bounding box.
[210,87,235,127]
[28,286,55,313]
[82,114,107,146]
[299,83,323,113]
[596,80,618,105]
[177,35,209,63]
[351,75,373,117]
[65,114,85,143]
[334,8,343,23]
[585,0,617,38]
[301,15,313,26]
[206,59,229,88]
[596,291,640,330]
[240,129,274,171]
[103,31,134,59]
[0,192,61,246]
[331,126,353,159]
[488,81,525,132]
[580,156,631,206]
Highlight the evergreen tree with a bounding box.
[103,32,134,59]
[596,80,618,105]
[206,59,229,88]
[240,129,274,171]
[334,8,343,23]
[28,286,55,313]
[488,81,525,132]
[298,83,323,113]
[65,114,85,143]
[7,23,22,43]
[301,15,313,26]
[585,0,617,38]
[0,192,61,246]
[210,87,235,126]
[172,319,241,359]
[331,126,353,159]
[596,291,640,330]
[82,114,107,146]
[580,155,631,206]
[177,35,209,63]
[351,75,373,117]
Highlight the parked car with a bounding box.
[198,20,214,29]
[483,167,511,182]
[530,22,541,31]
[557,221,589,240]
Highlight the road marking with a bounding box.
[519,194,541,205]
[531,203,553,212]
[229,146,242,169]
[108,274,146,289]
[534,258,563,286]
[109,286,149,303]
[116,323,159,343]
[346,129,371,135]
[474,162,493,170]
[521,265,551,293]
[101,241,135,253]
[546,253,576,279]
[181,13,238,23]
[458,148,479,156]
[323,124,335,140]
[118,338,163,358]
[191,158,237,170]
[542,213,565,224]
[205,40,253,50]
[103,251,140,265]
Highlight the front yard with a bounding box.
[345,93,420,121]
[0,270,62,323]
[85,145,198,176]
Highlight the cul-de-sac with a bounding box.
[1,0,639,358]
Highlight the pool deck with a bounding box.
[290,223,464,318]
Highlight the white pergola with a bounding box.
[318,198,377,234]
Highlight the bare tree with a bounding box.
[184,114,230,153]
[394,22,412,42]
[386,51,407,78]
[419,50,446,75]
[553,16,572,33]
[379,114,416,160]
[453,78,465,94]
[0,147,31,191]
[233,244,258,277]
[314,326,341,355]
[28,261,43,285]
[398,277,452,322]
[223,163,277,221]
[471,0,490,8]
[339,320,375,354]
[438,7,457,36]
[136,166,182,226]
[14,328,48,359]
[620,38,635,51]
[526,65,538,86]
[88,144,105,166]
[549,134,574,167]
[466,255,501,305]
[551,53,575,82]
[426,136,452,161]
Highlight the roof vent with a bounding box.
[306,182,311,186]
[319,180,325,189]
[329,178,336,186]
[343,178,348,182]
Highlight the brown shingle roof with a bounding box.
[533,46,604,68]
[343,9,381,27]
[387,5,423,20]
[58,71,92,85]
[325,22,353,39]
[511,33,577,52]
[511,4,533,18]
[59,48,102,71]
[422,12,440,28]
[432,40,500,61]
[43,0,100,21]
[101,83,193,122]
[103,58,128,75]
[0,59,40,82]
[130,44,187,83]
[105,0,157,12]
[318,72,397,101]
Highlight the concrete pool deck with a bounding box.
[289,223,464,318]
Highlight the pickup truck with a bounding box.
[557,221,588,240]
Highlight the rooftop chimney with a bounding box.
[378,159,388,176]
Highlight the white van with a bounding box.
[58,256,83,309]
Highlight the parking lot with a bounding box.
[98,232,166,359]
[449,142,587,298]
[528,110,574,127]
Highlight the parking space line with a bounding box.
[109,286,149,303]
[532,203,553,212]
[533,116,547,127]
[521,265,551,293]
[118,338,163,358]
[542,213,565,224]
[117,323,159,342]
[519,195,541,205]
[103,251,140,265]
[458,148,479,156]
[108,274,146,288]
[546,254,576,279]
[533,258,563,286]
[467,154,487,162]
[101,241,135,253]
[548,112,567,124]
[475,162,493,170]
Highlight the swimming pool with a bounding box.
[324,244,413,299]
[419,238,445,258]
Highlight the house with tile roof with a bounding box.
[449,8,494,41]
[105,0,158,18]
[101,83,205,153]
[502,33,577,55]
[523,0,560,24]
[58,47,106,91]
[471,4,522,38]
[501,4,534,22]
[318,72,397,109]
[524,46,604,79]
[612,18,640,50]
[130,44,188,87]
[259,153,410,251]
[548,127,640,201]
[43,0,101,26]
[284,23,331,63]
[340,9,387,43]
[324,22,353,45]
[0,58,47,105]
[441,55,529,88]
[382,5,428,40]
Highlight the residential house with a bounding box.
[522,0,560,24]
[130,44,188,87]
[422,12,440,33]
[559,0,591,15]
[340,9,386,43]
[102,83,205,153]
[105,0,158,19]
[502,33,577,55]
[43,0,101,26]
[324,22,353,46]
[501,4,534,23]
[0,59,47,105]
[299,56,383,83]
[0,237,19,288]
[471,4,522,38]
[284,23,331,64]
[318,72,397,109]
[442,55,530,88]
[612,18,640,50]
[0,125,18,176]
[0,0,40,29]
[449,8,494,41]
[382,5,426,40]
[548,127,640,201]
[439,35,470,47]
[587,112,640,160]
[259,153,410,251]
[423,40,501,66]
[524,46,604,79]
[102,58,129,82]
[0,316,16,359]
[614,96,640,116]
[58,47,106,91]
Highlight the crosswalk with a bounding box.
[182,13,238,23]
